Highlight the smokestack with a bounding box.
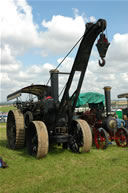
[50,69,59,102]
[103,86,112,115]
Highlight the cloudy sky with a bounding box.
[1,0,128,102]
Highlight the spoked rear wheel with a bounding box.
[69,119,92,153]
[6,110,25,149]
[94,128,109,149]
[27,121,49,159]
[115,127,128,147]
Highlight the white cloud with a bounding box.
[1,44,21,72]
[0,0,128,103]
[40,14,85,55]
[108,33,128,63]
[120,73,128,82]
[89,16,96,22]
[0,0,88,102]
[1,0,40,56]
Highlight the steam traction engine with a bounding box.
[103,87,128,148]
[6,19,110,158]
[80,87,128,149]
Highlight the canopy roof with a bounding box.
[7,84,51,101]
[118,93,128,99]
[76,92,105,107]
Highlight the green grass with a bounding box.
[0,105,16,112]
[0,122,128,193]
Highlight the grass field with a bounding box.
[0,122,128,193]
[0,106,128,193]
[0,105,16,112]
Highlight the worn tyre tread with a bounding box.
[7,109,25,149]
[27,121,49,159]
[76,119,92,152]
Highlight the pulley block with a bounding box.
[96,33,110,67]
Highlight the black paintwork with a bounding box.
[7,19,109,145]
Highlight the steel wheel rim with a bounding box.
[7,111,16,149]
[69,119,92,153]
[115,128,128,147]
[27,122,38,156]
[95,130,106,149]
[70,123,83,153]
[7,110,25,149]
[27,121,49,159]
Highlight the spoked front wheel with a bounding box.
[115,127,128,147]
[27,121,49,159]
[94,128,109,149]
[69,119,92,153]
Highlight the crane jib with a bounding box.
[58,19,109,116]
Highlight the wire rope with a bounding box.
[46,35,84,86]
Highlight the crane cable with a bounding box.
[46,35,84,86]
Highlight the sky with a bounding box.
[0,0,128,102]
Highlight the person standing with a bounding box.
[115,114,125,128]
[123,115,128,129]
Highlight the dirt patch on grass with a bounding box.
[0,125,6,128]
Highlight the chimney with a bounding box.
[50,69,59,102]
[103,86,112,115]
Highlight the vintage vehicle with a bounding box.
[6,19,110,158]
[118,93,128,116]
[79,87,128,149]
[76,91,108,149]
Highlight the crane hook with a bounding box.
[99,58,105,67]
